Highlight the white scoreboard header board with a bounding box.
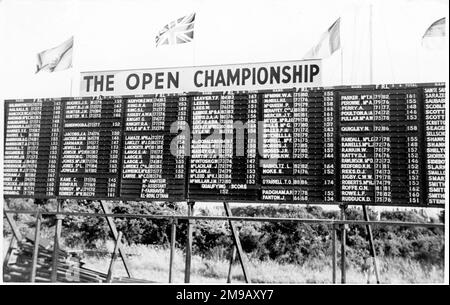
[79,60,322,96]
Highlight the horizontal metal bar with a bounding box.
[3,209,444,228]
[3,196,446,209]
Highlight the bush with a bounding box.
[4,199,444,268]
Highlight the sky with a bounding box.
[0,0,448,222]
[0,0,448,99]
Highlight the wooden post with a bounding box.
[106,231,123,283]
[340,205,347,284]
[332,224,337,284]
[30,213,42,282]
[51,200,63,282]
[4,211,23,244]
[363,205,380,284]
[169,218,177,283]
[3,208,23,274]
[184,201,194,283]
[3,236,17,270]
[99,201,133,278]
[224,201,250,283]
[227,246,237,283]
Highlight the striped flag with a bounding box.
[36,36,73,73]
[155,13,196,47]
[303,18,341,59]
[422,17,446,49]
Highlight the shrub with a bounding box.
[4,199,444,268]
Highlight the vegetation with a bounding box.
[3,198,445,283]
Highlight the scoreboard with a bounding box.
[3,83,446,207]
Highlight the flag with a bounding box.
[36,36,73,73]
[422,17,446,49]
[303,18,341,59]
[155,13,195,47]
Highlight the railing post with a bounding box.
[332,223,337,284]
[51,200,63,282]
[363,205,381,284]
[169,218,177,283]
[106,231,123,283]
[30,212,42,282]
[340,205,347,284]
[184,201,195,283]
[4,211,23,244]
[100,200,133,278]
[224,201,250,283]
[227,245,237,283]
[3,236,17,271]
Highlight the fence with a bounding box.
[3,203,445,284]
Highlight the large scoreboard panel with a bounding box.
[4,95,189,201]
[188,92,259,201]
[120,95,188,201]
[339,86,423,205]
[4,99,63,198]
[58,97,123,198]
[3,83,446,207]
[423,85,446,205]
[258,88,337,203]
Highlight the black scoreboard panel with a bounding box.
[4,99,62,198]
[259,90,294,202]
[423,85,445,205]
[120,95,188,200]
[58,95,189,200]
[339,87,423,205]
[259,88,337,203]
[3,83,446,207]
[58,97,123,198]
[188,92,259,200]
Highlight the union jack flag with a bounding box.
[155,13,196,47]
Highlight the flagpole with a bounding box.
[70,1,79,97]
[193,12,197,66]
[341,47,344,85]
[69,39,75,97]
[193,37,196,66]
[70,76,74,97]
[71,32,77,97]
[369,3,373,84]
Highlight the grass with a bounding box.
[76,243,444,284]
[2,206,445,284]
[2,234,444,284]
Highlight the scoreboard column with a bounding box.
[4,101,41,196]
[260,91,294,202]
[260,88,337,203]
[189,93,221,199]
[423,84,445,205]
[189,92,259,201]
[37,99,63,197]
[339,86,423,205]
[58,97,123,198]
[4,99,63,197]
[340,92,374,204]
[292,88,337,203]
[230,93,258,200]
[120,95,188,200]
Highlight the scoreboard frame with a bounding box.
[3,82,446,208]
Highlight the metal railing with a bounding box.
[3,208,445,284]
